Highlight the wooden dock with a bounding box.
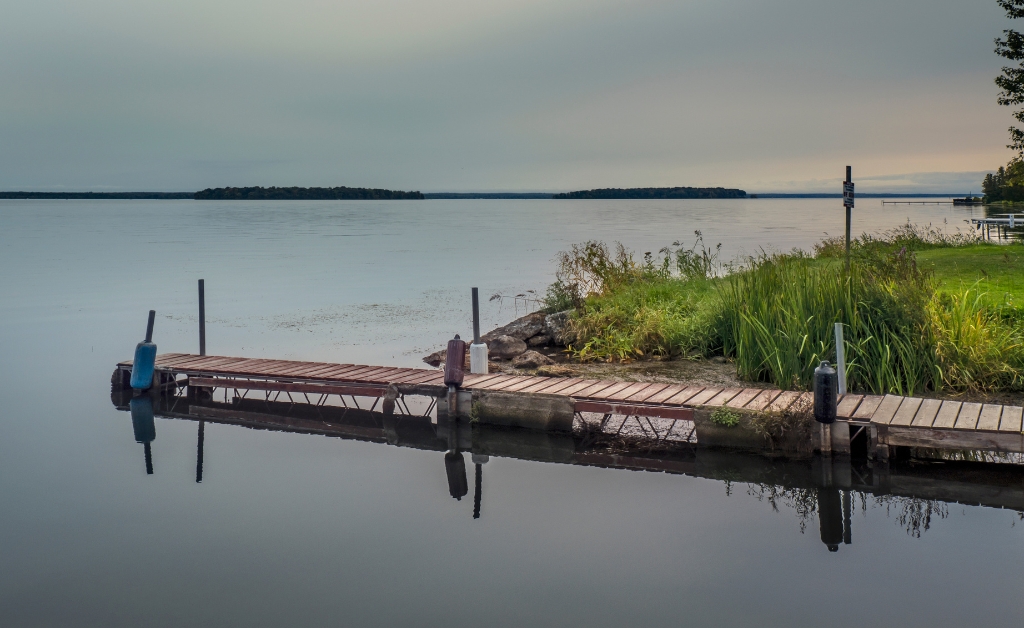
[115,353,1024,458]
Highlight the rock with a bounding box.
[481,312,546,343]
[422,348,471,368]
[527,334,551,347]
[545,310,575,346]
[487,335,528,360]
[423,350,445,367]
[511,350,555,369]
[535,364,574,377]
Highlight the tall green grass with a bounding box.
[559,224,1024,394]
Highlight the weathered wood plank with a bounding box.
[725,388,762,409]
[911,398,942,428]
[890,397,923,427]
[483,376,535,392]
[612,382,656,401]
[954,402,983,430]
[852,395,884,420]
[835,394,863,418]
[502,377,552,392]
[705,388,743,407]
[643,384,688,405]
[870,395,904,425]
[768,391,802,412]
[886,425,1024,454]
[584,382,637,400]
[662,386,706,405]
[683,387,724,406]
[527,377,588,395]
[999,406,1024,433]
[625,383,672,403]
[468,375,521,390]
[744,389,781,411]
[517,377,578,394]
[976,404,1004,432]
[559,380,613,397]
[932,401,962,429]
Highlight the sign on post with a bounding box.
[843,181,854,208]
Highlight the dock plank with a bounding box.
[610,382,654,401]
[584,382,637,400]
[911,398,942,428]
[502,377,552,393]
[852,396,883,420]
[662,386,706,405]
[705,388,743,407]
[625,383,671,403]
[835,394,863,418]
[560,380,612,397]
[482,376,535,392]
[524,378,585,395]
[725,388,762,409]
[643,385,688,405]
[870,395,904,424]
[932,401,962,429]
[745,389,781,411]
[977,404,1004,432]
[768,391,802,412]
[1000,406,1024,433]
[890,397,923,427]
[683,387,724,406]
[954,402,983,430]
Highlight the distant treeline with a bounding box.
[195,186,424,200]
[553,187,746,199]
[0,191,192,199]
[982,161,1024,203]
[424,192,553,199]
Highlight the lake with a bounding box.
[1,198,1021,626]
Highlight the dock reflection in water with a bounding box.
[111,388,1024,551]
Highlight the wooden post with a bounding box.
[198,279,206,356]
[845,166,852,274]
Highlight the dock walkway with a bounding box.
[116,353,1024,456]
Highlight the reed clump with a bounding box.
[557,224,1024,394]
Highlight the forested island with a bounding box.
[0,192,193,199]
[194,186,424,200]
[553,187,746,199]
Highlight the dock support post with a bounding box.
[198,279,206,356]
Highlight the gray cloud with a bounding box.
[0,0,1014,192]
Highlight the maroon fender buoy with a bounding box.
[444,334,466,388]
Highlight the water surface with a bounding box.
[1,198,1020,627]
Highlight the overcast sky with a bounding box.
[0,0,1016,193]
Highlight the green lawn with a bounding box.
[917,243,1024,307]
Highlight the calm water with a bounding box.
[1,198,1021,626]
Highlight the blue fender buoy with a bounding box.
[129,395,156,475]
[129,395,156,444]
[130,310,157,390]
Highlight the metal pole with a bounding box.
[198,279,206,356]
[145,310,156,343]
[845,166,852,274]
[471,287,481,344]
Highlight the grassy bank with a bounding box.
[550,226,1024,395]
